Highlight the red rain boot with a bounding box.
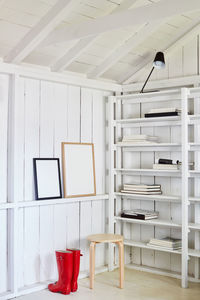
[67,248,82,292]
[48,250,73,295]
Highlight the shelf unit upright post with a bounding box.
[108,95,116,271]
[181,88,190,288]
[193,89,200,281]
[115,95,123,266]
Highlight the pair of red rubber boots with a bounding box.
[48,248,82,295]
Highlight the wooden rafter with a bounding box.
[4,0,81,64]
[42,0,200,46]
[51,0,137,72]
[87,21,162,79]
[120,18,200,84]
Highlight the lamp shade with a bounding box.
[153,51,165,69]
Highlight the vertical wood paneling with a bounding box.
[92,90,106,267]
[1,75,107,292]
[39,206,54,281]
[0,210,7,293]
[66,203,80,249]
[81,88,93,143]
[53,83,68,158]
[18,208,24,289]
[40,81,54,157]
[24,79,40,201]
[80,201,92,272]
[13,78,25,203]
[0,75,9,203]
[80,88,93,271]
[67,86,81,142]
[183,37,198,76]
[24,207,40,285]
[53,83,68,195]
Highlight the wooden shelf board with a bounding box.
[115,193,200,203]
[124,239,182,254]
[115,192,181,202]
[115,216,181,228]
[116,116,180,124]
[0,194,109,210]
[124,239,200,258]
[116,216,200,231]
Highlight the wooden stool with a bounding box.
[87,233,124,289]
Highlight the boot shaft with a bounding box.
[55,250,73,284]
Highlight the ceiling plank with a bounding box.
[4,0,81,64]
[51,0,137,72]
[87,21,162,79]
[120,18,200,84]
[42,0,200,46]
[51,36,96,72]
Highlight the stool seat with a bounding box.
[88,233,124,289]
[87,233,123,243]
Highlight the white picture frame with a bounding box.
[62,142,96,198]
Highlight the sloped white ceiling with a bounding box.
[0,0,200,83]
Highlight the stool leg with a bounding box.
[89,242,96,289]
[117,241,124,289]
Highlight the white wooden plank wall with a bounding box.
[0,76,108,294]
[122,35,200,276]
[0,74,9,294]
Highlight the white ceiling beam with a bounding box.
[120,18,200,84]
[87,21,162,79]
[42,0,200,46]
[51,0,137,72]
[4,0,80,64]
[51,36,96,72]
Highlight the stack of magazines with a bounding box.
[147,237,182,250]
[121,209,159,220]
[121,183,162,195]
[145,107,181,118]
[120,134,158,144]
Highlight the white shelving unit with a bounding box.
[108,87,200,288]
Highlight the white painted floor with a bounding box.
[16,268,200,300]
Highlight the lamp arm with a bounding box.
[140,66,155,93]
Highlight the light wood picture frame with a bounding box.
[62,142,96,198]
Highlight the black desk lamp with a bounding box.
[140,51,165,93]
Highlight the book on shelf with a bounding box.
[121,190,162,195]
[144,111,180,118]
[121,134,159,144]
[153,163,179,170]
[148,237,182,250]
[124,184,161,189]
[121,209,159,220]
[122,183,162,195]
[146,243,182,251]
[123,134,157,140]
[149,108,181,114]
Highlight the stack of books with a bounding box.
[147,237,182,251]
[121,209,159,220]
[120,134,158,144]
[145,107,181,118]
[121,183,162,195]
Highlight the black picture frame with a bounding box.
[33,158,62,200]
